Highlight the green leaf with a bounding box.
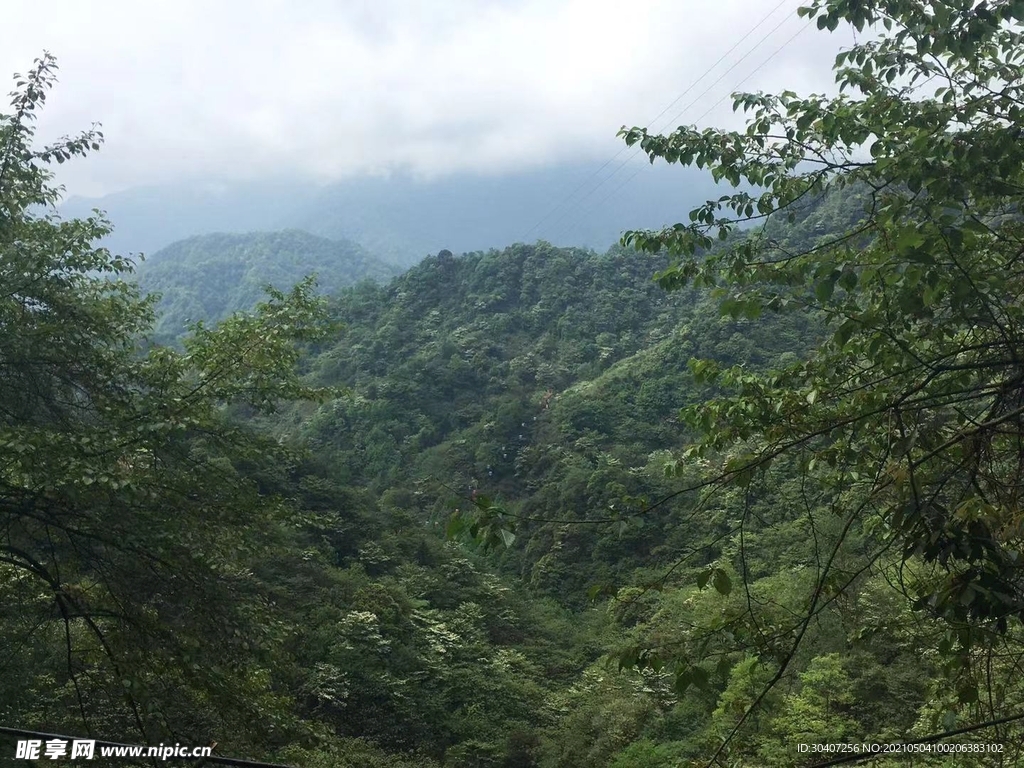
[696,568,713,590]
[712,569,732,596]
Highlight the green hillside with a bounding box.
[262,228,987,765]
[300,242,814,595]
[134,229,397,338]
[7,3,1024,766]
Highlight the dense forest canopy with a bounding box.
[609,0,1024,762]
[3,0,1024,766]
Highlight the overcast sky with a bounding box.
[1,0,854,198]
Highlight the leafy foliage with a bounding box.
[0,55,590,768]
[610,0,1024,762]
[622,0,1024,622]
[0,53,344,754]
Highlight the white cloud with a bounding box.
[1,0,853,196]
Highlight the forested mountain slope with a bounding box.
[298,242,816,600]
[282,175,1024,763]
[11,0,1024,761]
[134,229,397,338]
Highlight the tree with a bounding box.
[759,654,858,764]
[0,53,332,748]
[618,0,1024,759]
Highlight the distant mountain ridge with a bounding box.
[62,161,723,266]
[60,178,318,258]
[134,229,396,339]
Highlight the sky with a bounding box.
[1,0,854,198]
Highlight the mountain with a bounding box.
[60,178,319,258]
[62,160,724,266]
[26,182,1019,765]
[268,230,949,765]
[288,161,723,265]
[134,229,397,338]
[300,241,816,597]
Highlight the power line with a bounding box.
[0,726,293,768]
[519,0,795,243]
[552,17,814,246]
[542,10,803,245]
